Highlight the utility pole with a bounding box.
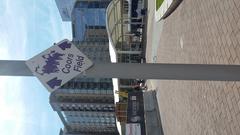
[1,60,240,81]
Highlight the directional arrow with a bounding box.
[47,77,62,89]
[58,41,71,50]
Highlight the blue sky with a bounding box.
[0,0,72,135]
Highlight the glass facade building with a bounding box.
[50,88,119,135]
[72,0,111,42]
[53,1,119,134]
[50,40,118,135]
[55,0,76,21]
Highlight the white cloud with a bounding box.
[0,0,29,134]
[48,8,72,41]
[0,0,28,60]
[0,0,9,14]
[0,77,26,135]
[0,40,10,59]
[0,1,28,132]
[37,1,72,44]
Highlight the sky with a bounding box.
[0,0,72,135]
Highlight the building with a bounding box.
[55,0,76,21]
[55,0,111,22]
[50,86,118,135]
[71,0,111,42]
[54,1,121,134]
[50,40,119,135]
[83,25,108,42]
[59,128,116,135]
[55,0,111,42]
[74,41,110,62]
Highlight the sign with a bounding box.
[126,123,141,135]
[26,39,93,92]
[127,91,146,135]
[127,92,144,123]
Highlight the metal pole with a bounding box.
[0,60,33,76]
[1,60,240,81]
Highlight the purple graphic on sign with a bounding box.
[47,77,62,89]
[58,41,71,50]
[35,51,64,75]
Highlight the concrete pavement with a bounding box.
[146,0,240,135]
[144,91,164,135]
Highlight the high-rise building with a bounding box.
[50,40,119,135]
[71,0,111,42]
[59,128,117,135]
[53,1,120,134]
[55,0,111,22]
[50,86,118,135]
[55,0,76,21]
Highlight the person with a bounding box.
[136,79,144,84]
[133,84,141,91]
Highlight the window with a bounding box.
[123,0,129,14]
[75,1,88,8]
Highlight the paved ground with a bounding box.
[146,0,240,135]
[144,91,164,135]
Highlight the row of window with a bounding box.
[60,106,114,111]
[67,117,115,124]
[58,96,114,103]
[64,112,115,117]
[84,52,109,58]
[69,126,117,133]
[74,41,108,45]
[61,81,113,90]
[78,47,109,53]
[71,78,111,82]
[91,56,110,62]
[60,104,115,112]
[75,1,110,9]
[74,38,108,43]
[70,124,116,129]
[60,89,113,95]
[86,25,106,29]
[118,54,141,63]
